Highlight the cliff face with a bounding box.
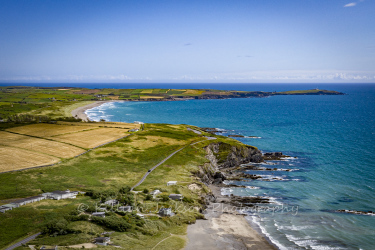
[195,142,263,185]
[208,142,263,168]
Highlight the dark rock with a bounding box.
[213,171,226,181]
[229,196,270,206]
[336,210,375,216]
[228,135,245,138]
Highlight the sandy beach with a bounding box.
[72,101,277,249]
[71,101,111,121]
[185,185,276,250]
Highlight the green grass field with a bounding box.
[0,123,223,249]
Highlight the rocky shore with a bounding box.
[186,142,278,249]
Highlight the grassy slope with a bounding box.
[275,89,340,95]
[0,123,238,249]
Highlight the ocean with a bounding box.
[17,83,374,249]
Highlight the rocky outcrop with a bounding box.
[336,210,375,216]
[194,142,263,185]
[208,142,263,169]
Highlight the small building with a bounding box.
[104,199,119,206]
[129,129,139,132]
[95,237,111,246]
[159,208,174,217]
[0,204,14,213]
[118,206,132,212]
[169,194,183,201]
[40,246,58,250]
[150,190,161,196]
[167,181,177,186]
[136,213,145,218]
[10,195,45,207]
[92,212,106,218]
[42,190,77,200]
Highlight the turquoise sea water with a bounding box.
[84,84,375,249]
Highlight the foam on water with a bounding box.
[84,84,375,249]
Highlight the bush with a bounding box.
[42,218,69,235]
[91,216,132,232]
[143,188,149,194]
[160,195,170,202]
[145,194,153,201]
[119,186,131,194]
[119,193,134,206]
[65,214,89,222]
[182,197,194,203]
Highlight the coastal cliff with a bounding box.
[195,142,263,185]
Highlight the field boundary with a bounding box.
[131,138,213,190]
[3,130,87,150]
[0,133,135,174]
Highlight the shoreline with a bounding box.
[71,100,113,121]
[72,101,277,249]
[185,184,277,250]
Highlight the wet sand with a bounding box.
[71,101,110,121]
[72,100,277,249]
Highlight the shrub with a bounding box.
[182,197,194,203]
[91,216,132,232]
[143,188,149,194]
[119,186,131,194]
[160,195,170,202]
[65,214,89,222]
[42,218,69,235]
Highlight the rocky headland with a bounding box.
[186,141,278,249]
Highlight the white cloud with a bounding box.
[344,2,357,7]
[1,71,374,83]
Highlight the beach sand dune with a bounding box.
[71,101,109,121]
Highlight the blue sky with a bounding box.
[0,0,374,83]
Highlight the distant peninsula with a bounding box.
[0,86,344,122]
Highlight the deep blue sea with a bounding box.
[5,83,374,249]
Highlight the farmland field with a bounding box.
[0,131,85,158]
[139,95,164,99]
[0,145,60,172]
[56,121,140,130]
[0,122,138,172]
[51,127,129,148]
[6,123,96,137]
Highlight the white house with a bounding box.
[169,194,183,201]
[167,181,177,186]
[10,195,45,207]
[104,199,119,206]
[92,212,106,218]
[150,190,161,196]
[0,204,14,213]
[40,246,58,250]
[159,208,174,217]
[95,237,110,246]
[42,190,77,200]
[136,213,145,218]
[118,206,132,212]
